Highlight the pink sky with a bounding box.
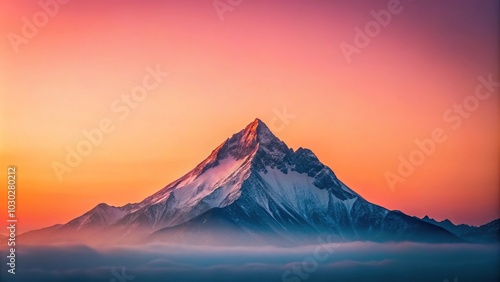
[0,0,498,233]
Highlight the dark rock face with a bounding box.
[25,118,466,245]
[422,216,500,243]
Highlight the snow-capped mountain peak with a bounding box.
[241,118,277,146]
[27,118,462,245]
[212,118,289,161]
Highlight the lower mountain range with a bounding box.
[421,216,498,243]
[22,119,499,246]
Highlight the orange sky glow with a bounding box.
[0,0,498,233]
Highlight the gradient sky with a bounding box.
[0,0,498,233]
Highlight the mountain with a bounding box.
[22,118,461,246]
[422,216,499,243]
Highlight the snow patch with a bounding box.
[257,168,330,214]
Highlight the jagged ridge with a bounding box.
[22,118,465,245]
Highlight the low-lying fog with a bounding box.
[1,241,498,282]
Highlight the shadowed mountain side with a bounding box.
[23,119,464,245]
[422,216,500,243]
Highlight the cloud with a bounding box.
[0,242,498,282]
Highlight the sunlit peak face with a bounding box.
[0,0,498,234]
